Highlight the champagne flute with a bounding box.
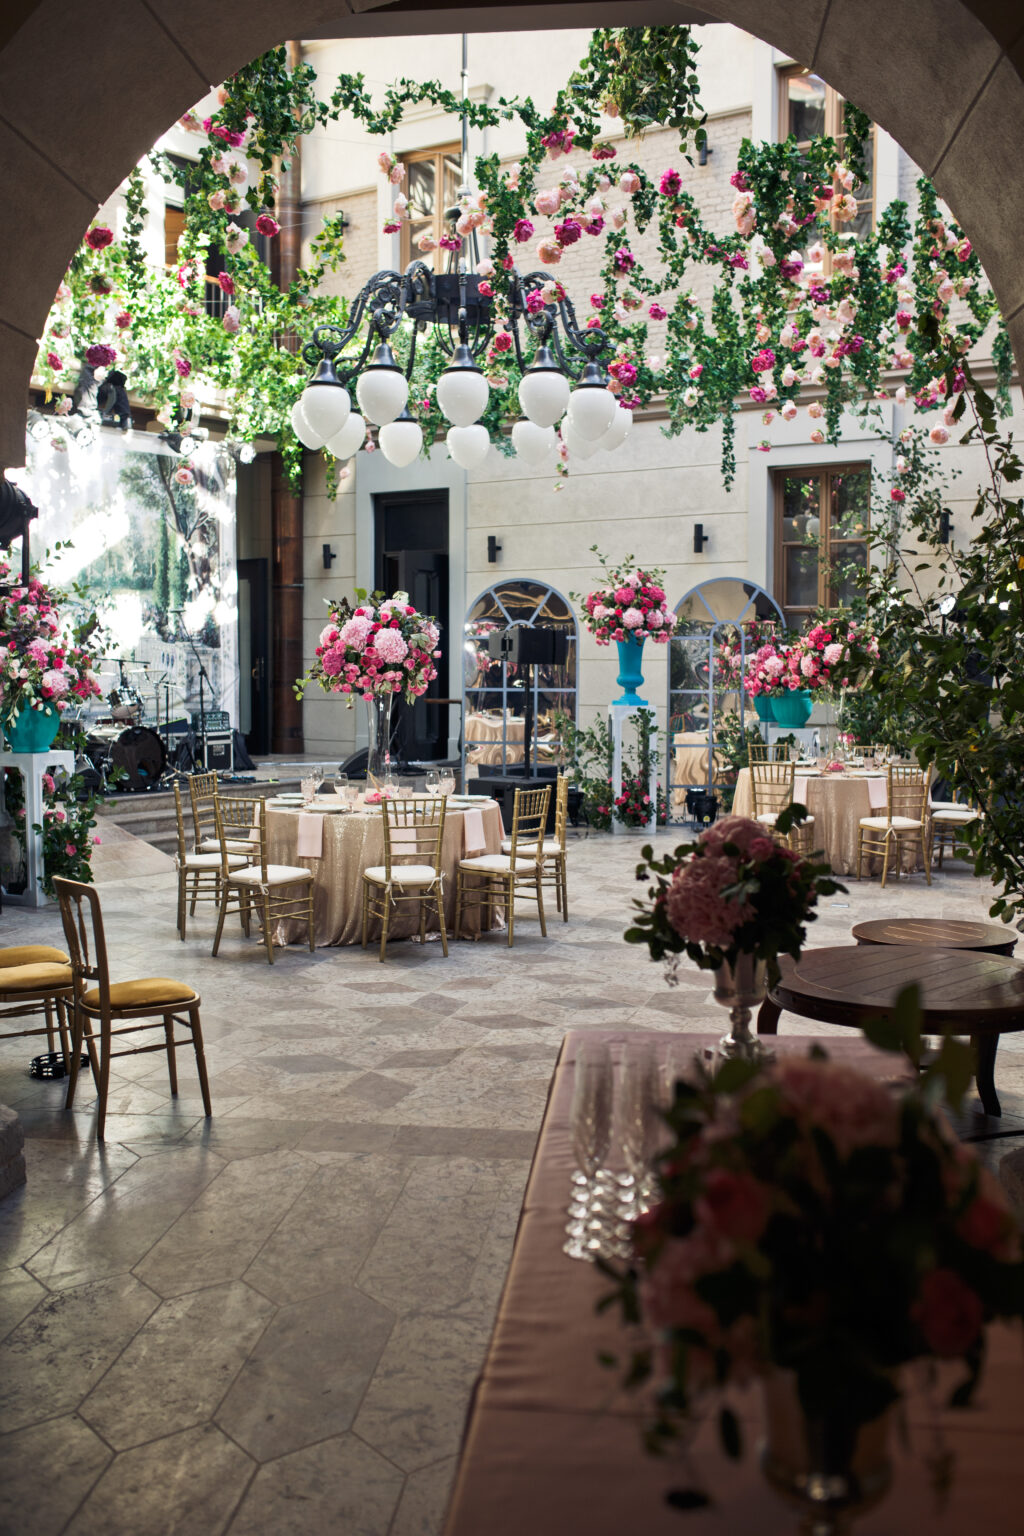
[618,1040,660,1216]
[564,1042,613,1260]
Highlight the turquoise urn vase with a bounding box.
[614,634,647,707]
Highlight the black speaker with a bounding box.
[487,626,569,667]
[202,734,233,772]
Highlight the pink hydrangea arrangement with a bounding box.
[607,1041,1024,1488]
[297,587,440,706]
[742,639,790,699]
[572,548,677,646]
[628,815,840,975]
[0,558,102,724]
[786,619,880,693]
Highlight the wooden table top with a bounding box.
[773,945,1024,1033]
[852,917,1017,953]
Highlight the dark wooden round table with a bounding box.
[757,944,1024,1115]
[852,916,1017,957]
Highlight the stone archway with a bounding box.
[1,0,1022,468]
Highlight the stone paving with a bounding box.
[0,832,1021,1536]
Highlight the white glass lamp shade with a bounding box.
[560,419,600,461]
[379,415,423,468]
[597,406,633,454]
[326,412,366,461]
[446,424,491,470]
[436,359,489,428]
[518,367,570,429]
[567,383,617,442]
[511,420,555,466]
[290,397,324,450]
[300,379,351,442]
[355,365,409,426]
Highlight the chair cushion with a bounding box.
[185,851,247,870]
[228,864,314,887]
[931,809,980,823]
[0,944,69,968]
[363,864,439,886]
[199,837,257,856]
[82,977,197,1010]
[859,815,923,830]
[0,962,72,994]
[500,838,562,856]
[755,812,815,828]
[458,853,542,875]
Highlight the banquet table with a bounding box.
[732,766,923,876]
[443,1029,1024,1536]
[466,712,525,766]
[264,797,504,946]
[671,732,730,811]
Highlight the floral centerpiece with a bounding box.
[626,815,841,1054]
[742,639,791,709]
[608,1042,1024,1523]
[297,588,441,781]
[0,558,102,750]
[572,547,677,709]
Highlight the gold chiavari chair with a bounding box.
[187,769,221,852]
[211,796,315,964]
[54,877,211,1143]
[0,945,74,1073]
[856,763,932,888]
[501,772,570,921]
[928,790,984,870]
[172,782,247,941]
[750,761,815,856]
[456,783,551,947]
[361,797,448,963]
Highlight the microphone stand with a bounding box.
[173,613,218,771]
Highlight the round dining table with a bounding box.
[263,796,505,947]
[732,765,922,876]
[466,712,525,766]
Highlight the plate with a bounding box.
[305,800,350,812]
[274,793,305,803]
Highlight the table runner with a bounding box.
[443,1029,1024,1535]
[265,799,504,946]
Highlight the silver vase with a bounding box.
[712,953,770,1059]
[760,1372,893,1535]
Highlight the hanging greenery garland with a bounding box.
[32,27,1011,492]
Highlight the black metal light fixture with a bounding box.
[698,140,713,167]
[487,535,502,564]
[322,543,336,569]
[693,522,710,553]
[939,508,953,544]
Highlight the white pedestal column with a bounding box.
[0,749,76,908]
[608,704,659,836]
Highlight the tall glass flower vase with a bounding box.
[365,692,395,787]
[614,634,647,707]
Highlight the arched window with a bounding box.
[462,579,578,778]
[667,578,784,820]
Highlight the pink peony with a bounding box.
[536,239,562,266]
[85,343,116,369]
[222,305,240,333]
[513,217,534,243]
[699,816,765,860]
[255,212,280,238]
[618,171,641,195]
[696,1169,772,1244]
[85,226,114,251]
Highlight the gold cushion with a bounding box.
[0,945,69,968]
[82,977,197,1010]
[0,962,72,993]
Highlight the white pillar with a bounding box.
[608,704,658,836]
[1,749,76,907]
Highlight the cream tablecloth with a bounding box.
[466,712,525,766]
[265,799,504,946]
[733,768,924,876]
[672,732,730,810]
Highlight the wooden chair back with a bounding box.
[508,785,552,869]
[214,796,262,879]
[188,771,220,848]
[887,764,930,823]
[749,740,791,764]
[553,774,569,853]
[750,761,796,820]
[172,783,189,863]
[53,877,110,1013]
[381,797,447,877]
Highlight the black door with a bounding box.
[237,557,270,755]
[374,492,449,761]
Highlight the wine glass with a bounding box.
[333,771,348,800]
[344,782,361,811]
[300,773,316,806]
[425,769,441,796]
[439,768,456,798]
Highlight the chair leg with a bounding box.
[418,897,426,944]
[96,1021,112,1143]
[880,834,892,890]
[189,1005,212,1118]
[55,994,73,1074]
[361,881,370,949]
[307,887,315,953]
[856,831,864,881]
[435,887,449,958]
[560,858,569,922]
[212,887,229,957]
[43,996,56,1054]
[506,878,515,948]
[164,1014,178,1095]
[922,830,932,886]
[262,893,275,964]
[455,870,464,940]
[177,868,187,941]
[189,872,200,917]
[64,1003,86,1110]
[536,872,547,938]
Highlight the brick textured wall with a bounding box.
[301,187,379,306]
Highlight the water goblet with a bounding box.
[425,769,441,796]
[300,773,316,806]
[439,769,456,797]
[333,771,348,800]
[344,783,361,812]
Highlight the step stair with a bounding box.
[93,778,302,857]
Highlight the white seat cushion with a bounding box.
[184,852,247,870]
[460,853,513,874]
[859,815,923,830]
[200,837,257,856]
[931,809,980,822]
[228,864,314,886]
[363,864,439,886]
[500,838,562,855]
[755,812,815,827]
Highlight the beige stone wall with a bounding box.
[301,186,380,307]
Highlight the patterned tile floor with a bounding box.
[1,832,1021,1535]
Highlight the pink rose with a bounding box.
[696,1169,771,1244]
[222,306,240,334]
[536,239,562,266]
[255,212,280,238]
[913,1269,984,1358]
[618,171,640,195]
[85,226,114,251]
[534,189,561,218]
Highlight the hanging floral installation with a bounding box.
[32,26,1012,490]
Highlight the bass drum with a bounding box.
[111,726,167,792]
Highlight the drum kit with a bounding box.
[80,659,180,793]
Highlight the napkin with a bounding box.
[248,799,262,843]
[462,807,486,857]
[296,813,324,858]
[866,778,888,810]
[794,776,811,802]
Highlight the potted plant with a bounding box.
[572,547,677,708]
[0,557,102,752]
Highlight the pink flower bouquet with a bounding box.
[572,549,677,646]
[297,588,440,706]
[605,1042,1024,1491]
[0,558,102,723]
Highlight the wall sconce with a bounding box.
[698,140,712,166]
[693,523,709,553]
[322,543,336,569]
[939,509,953,545]
[487,535,502,564]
